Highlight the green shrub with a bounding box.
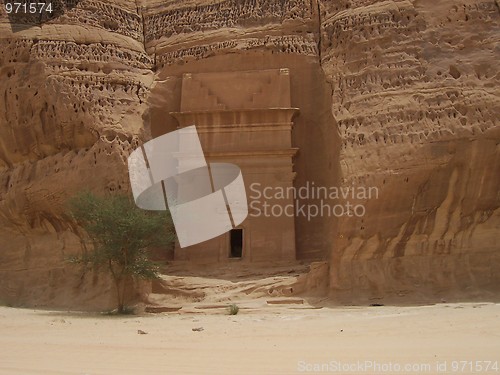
[68,191,175,314]
[228,303,239,315]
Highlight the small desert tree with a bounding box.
[68,191,175,313]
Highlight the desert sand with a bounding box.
[1,303,499,375]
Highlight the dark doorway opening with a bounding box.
[230,229,243,258]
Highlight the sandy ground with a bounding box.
[0,303,499,375]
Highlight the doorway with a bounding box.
[230,229,243,258]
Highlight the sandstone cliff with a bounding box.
[322,0,500,302]
[0,0,498,309]
[0,1,152,309]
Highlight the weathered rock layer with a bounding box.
[322,0,500,302]
[0,1,152,309]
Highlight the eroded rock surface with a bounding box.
[0,0,498,308]
[321,0,500,302]
[0,1,152,309]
